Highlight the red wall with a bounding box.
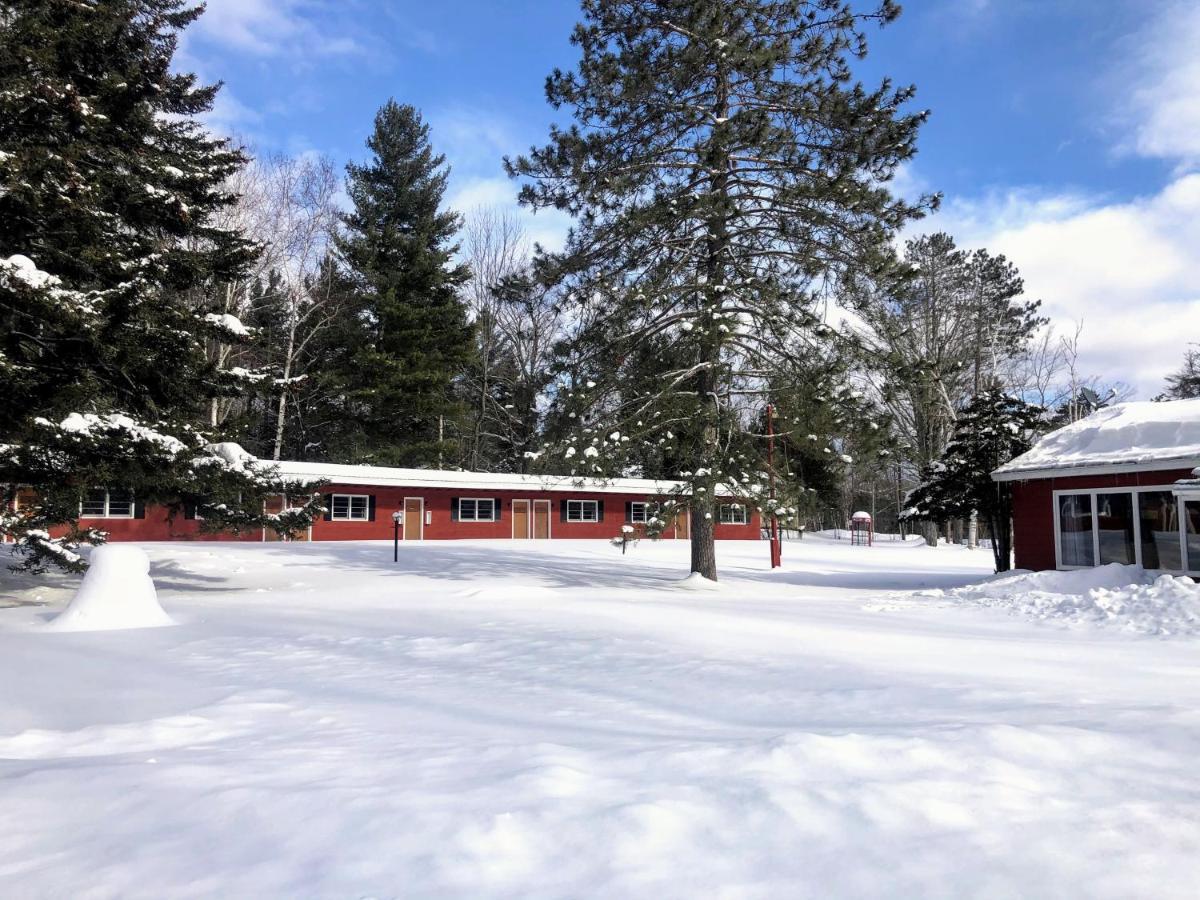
[1010,468,1195,571]
[69,510,262,543]
[310,486,762,542]
[54,486,763,543]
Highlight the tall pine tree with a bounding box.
[509,0,929,579]
[0,0,320,571]
[336,102,473,466]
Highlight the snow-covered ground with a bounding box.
[2,535,1200,898]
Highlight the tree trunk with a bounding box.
[690,502,717,581]
[272,311,298,461]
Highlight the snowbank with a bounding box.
[915,564,1200,636]
[45,545,173,632]
[995,398,1200,478]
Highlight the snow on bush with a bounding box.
[45,545,173,632]
[913,564,1200,636]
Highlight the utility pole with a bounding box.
[767,404,781,568]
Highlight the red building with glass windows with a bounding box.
[23,462,761,544]
[992,399,1200,574]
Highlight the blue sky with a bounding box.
[181,0,1200,396]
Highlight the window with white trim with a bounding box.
[567,499,599,522]
[629,502,651,524]
[719,503,748,524]
[458,498,496,522]
[80,488,134,518]
[1055,487,1200,574]
[330,494,369,521]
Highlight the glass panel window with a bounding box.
[81,489,109,518]
[331,494,369,521]
[106,488,134,518]
[567,500,598,522]
[1137,491,1181,571]
[1186,501,1200,574]
[1096,492,1135,565]
[630,502,649,524]
[459,499,495,522]
[1058,494,1094,567]
[80,488,134,518]
[719,504,748,524]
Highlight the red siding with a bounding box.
[68,510,261,543]
[51,486,763,543]
[311,486,761,542]
[1010,468,1195,571]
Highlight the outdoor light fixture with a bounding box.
[392,510,402,562]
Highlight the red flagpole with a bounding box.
[768,404,781,568]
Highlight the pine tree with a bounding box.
[508,0,928,579]
[1160,345,1200,401]
[902,390,1043,572]
[336,101,474,466]
[0,0,320,571]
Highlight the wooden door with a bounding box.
[533,500,551,539]
[264,495,287,542]
[675,508,690,539]
[403,497,423,540]
[512,500,530,539]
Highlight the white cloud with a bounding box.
[189,0,365,59]
[916,174,1200,398]
[447,176,572,253]
[1115,0,1200,167]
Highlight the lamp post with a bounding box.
[392,510,402,562]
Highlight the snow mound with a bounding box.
[917,564,1200,636]
[46,545,173,632]
[676,571,721,591]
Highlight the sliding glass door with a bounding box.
[1056,487,1196,573]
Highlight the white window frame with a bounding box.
[629,502,651,524]
[719,503,748,525]
[1051,486,1197,574]
[80,488,135,519]
[566,499,599,523]
[330,493,370,522]
[458,498,496,522]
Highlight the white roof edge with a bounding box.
[992,456,1200,483]
[265,460,688,495]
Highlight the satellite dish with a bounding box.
[1080,387,1101,406]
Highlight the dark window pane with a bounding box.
[1186,501,1200,573]
[1059,494,1094,566]
[81,489,107,517]
[106,488,133,517]
[1097,493,1135,565]
[1137,491,1180,570]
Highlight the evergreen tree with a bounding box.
[0,0,320,570]
[508,0,928,579]
[902,390,1043,572]
[1160,345,1200,401]
[336,101,474,466]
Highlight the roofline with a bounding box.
[991,456,1200,483]
[267,461,690,495]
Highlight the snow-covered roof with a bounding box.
[268,460,685,496]
[993,399,1200,482]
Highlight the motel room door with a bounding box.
[512,500,530,539]
[675,508,690,539]
[532,500,551,539]
[403,497,423,540]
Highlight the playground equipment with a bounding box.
[850,511,873,547]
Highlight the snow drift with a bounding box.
[46,545,173,632]
[915,563,1200,636]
